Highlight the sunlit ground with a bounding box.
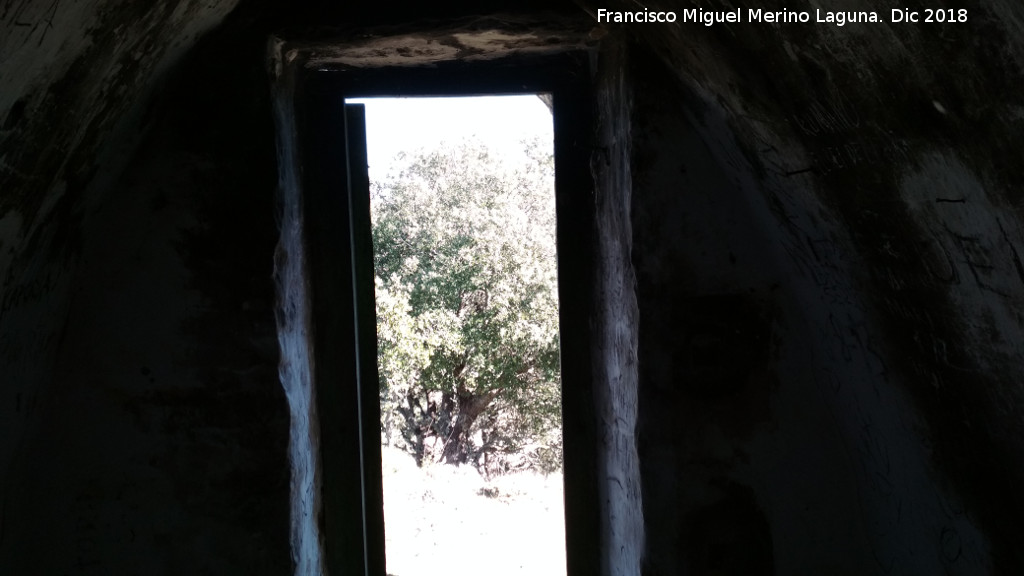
[381,446,567,576]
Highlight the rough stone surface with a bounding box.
[280,15,595,69]
[270,40,325,576]
[3,0,1024,575]
[590,37,645,576]
[1,3,289,573]
[632,43,991,575]
[605,1,1024,573]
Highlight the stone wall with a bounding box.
[0,6,290,573]
[3,0,1024,574]
[604,2,1024,573]
[590,36,645,576]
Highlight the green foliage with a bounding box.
[372,138,562,474]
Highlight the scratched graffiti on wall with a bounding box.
[1,0,63,47]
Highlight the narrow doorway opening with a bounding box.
[350,95,567,576]
[276,45,601,576]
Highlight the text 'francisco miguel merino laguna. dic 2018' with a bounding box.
[596,8,897,26]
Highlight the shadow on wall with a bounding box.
[683,481,774,576]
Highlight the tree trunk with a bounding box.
[440,386,498,464]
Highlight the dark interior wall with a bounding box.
[1,2,589,574]
[631,45,989,575]
[607,1,1024,573]
[0,1,243,556]
[3,0,1024,575]
[1,7,291,574]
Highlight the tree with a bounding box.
[372,139,562,474]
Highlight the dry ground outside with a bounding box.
[380,446,567,576]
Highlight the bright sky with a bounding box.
[347,95,553,182]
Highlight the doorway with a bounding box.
[273,44,602,576]
[351,95,565,576]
